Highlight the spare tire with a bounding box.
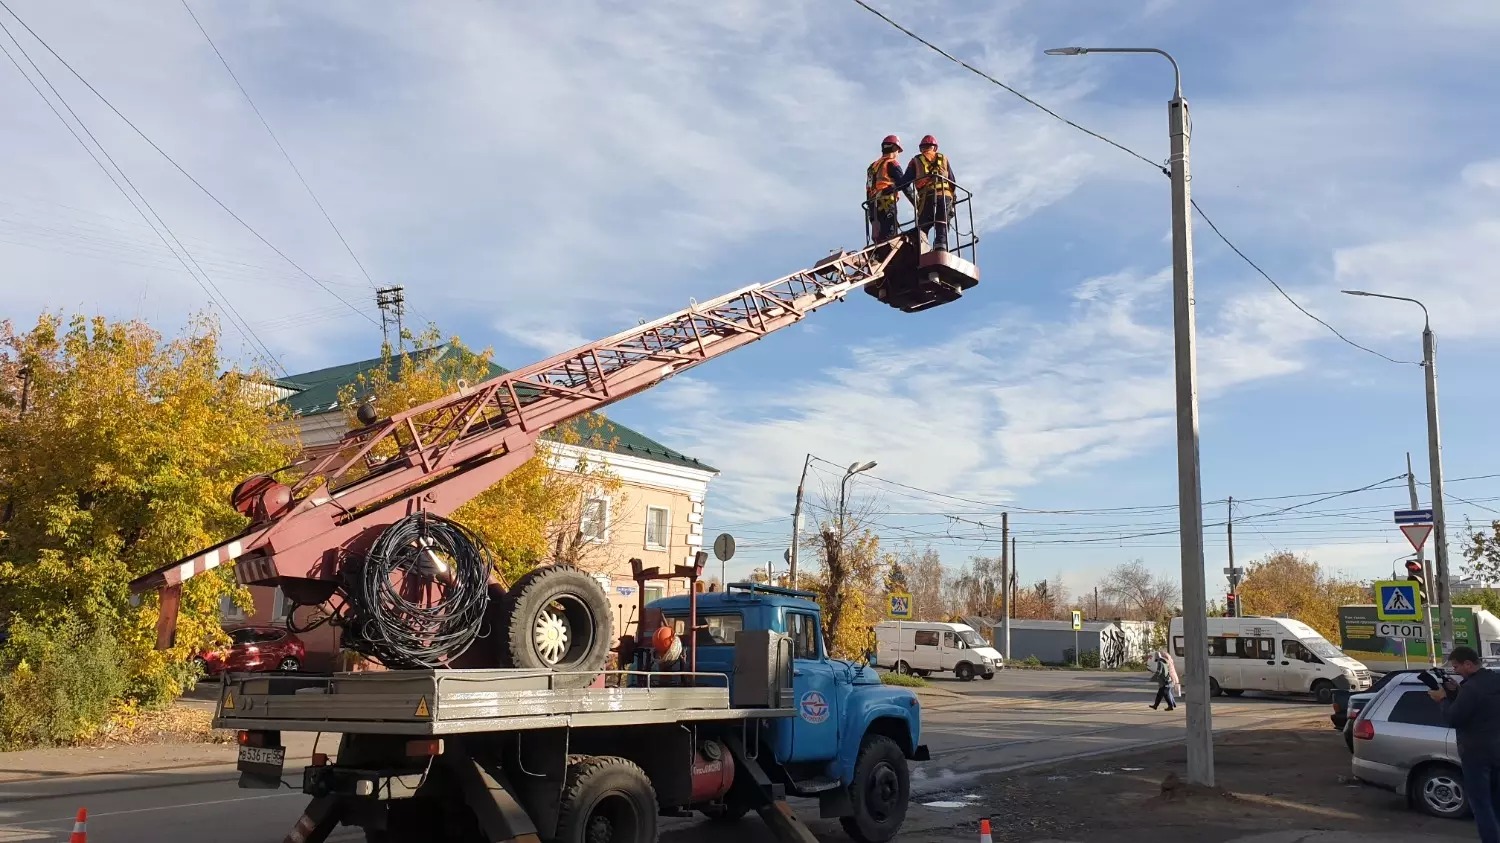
[503,565,612,687]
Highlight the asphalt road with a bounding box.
[0,670,1320,842]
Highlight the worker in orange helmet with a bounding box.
[650,624,685,685]
[866,134,914,243]
[903,134,956,251]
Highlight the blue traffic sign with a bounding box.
[1395,509,1434,525]
[1374,579,1424,622]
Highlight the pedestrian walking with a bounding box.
[1429,646,1500,842]
[1150,650,1177,711]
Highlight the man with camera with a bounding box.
[1428,646,1500,841]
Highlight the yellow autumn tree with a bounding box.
[337,330,622,586]
[1234,551,1366,641]
[0,313,294,746]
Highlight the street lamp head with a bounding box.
[857,461,878,473]
[1045,46,1085,56]
[1340,290,1373,297]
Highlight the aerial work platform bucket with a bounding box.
[861,180,981,313]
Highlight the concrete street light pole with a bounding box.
[1341,290,1453,654]
[1046,45,1214,787]
[789,453,813,589]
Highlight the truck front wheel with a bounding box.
[555,755,658,843]
[840,735,909,843]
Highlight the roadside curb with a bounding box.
[0,765,242,803]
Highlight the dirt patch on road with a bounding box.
[917,713,1467,842]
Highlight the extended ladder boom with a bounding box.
[130,237,937,634]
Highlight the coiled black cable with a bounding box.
[341,511,492,669]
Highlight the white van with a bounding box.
[874,621,1002,681]
[1168,616,1372,703]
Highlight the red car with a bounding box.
[197,625,305,675]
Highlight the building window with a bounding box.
[580,498,609,541]
[643,585,665,605]
[220,593,247,623]
[645,506,669,550]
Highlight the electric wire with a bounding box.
[0,21,286,374]
[343,512,491,669]
[180,0,380,294]
[845,0,1414,368]
[0,0,378,328]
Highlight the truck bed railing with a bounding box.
[212,668,790,736]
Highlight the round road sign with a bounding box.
[713,533,736,562]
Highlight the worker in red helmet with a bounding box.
[866,134,914,243]
[903,134,956,251]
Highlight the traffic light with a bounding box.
[1225,593,1238,618]
[1405,559,1428,601]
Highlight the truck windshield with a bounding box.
[958,630,987,647]
[1299,637,1345,661]
[669,614,743,645]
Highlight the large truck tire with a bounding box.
[503,565,612,688]
[554,755,658,843]
[839,734,909,843]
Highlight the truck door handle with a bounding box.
[1266,660,1276,665]
[1280,661,1289,666]
[793,669,803,677]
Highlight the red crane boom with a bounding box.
[130,218,979,650]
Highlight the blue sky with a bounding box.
[2,1,1498,600]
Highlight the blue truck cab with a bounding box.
[647,582,929,842]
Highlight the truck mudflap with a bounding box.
[912,744,930,762]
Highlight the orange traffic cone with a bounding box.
[978,817,993,843]
[69,807,87,842]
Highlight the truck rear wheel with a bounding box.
[554,755,657,843]
[839,734,908,843]
[503,565,612,688]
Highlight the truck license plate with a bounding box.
[238,745,285,768]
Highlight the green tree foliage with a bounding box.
[0,313,295,731]
[1461,520,1500,586]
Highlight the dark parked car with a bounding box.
[197,625,305,675]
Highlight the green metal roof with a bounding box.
[277,346,716,473]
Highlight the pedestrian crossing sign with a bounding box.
[888,592,913,620]
[1375,579,1423,622]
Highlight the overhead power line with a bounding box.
[0,19,285,373]
[0,0,378,328]
[178,0,377,292]
[845,0,1414,367]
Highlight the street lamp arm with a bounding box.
[1340,289,1430,330]
[1044,46,1182,99]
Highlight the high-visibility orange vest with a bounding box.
[867,157,899,209]
[912,152,952,196]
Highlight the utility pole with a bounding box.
[1340,292,1453,656]
[1046,46,1212,786]
[1000,513,1011,661]
[789,454,812,588]
[1423,324,1455,655]
[376,286,406,353]
[1226,497,1239,615]
[1409,452,1440,665]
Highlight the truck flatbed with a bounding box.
[213,668,793,735]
